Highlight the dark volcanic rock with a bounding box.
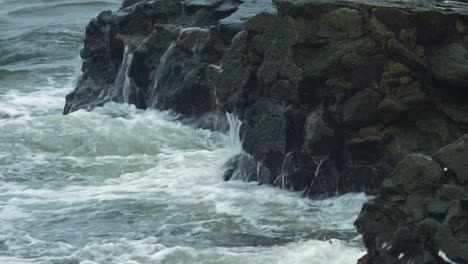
[303,110,335,156]
[434,135,468,184]
[356,134,468,264]
[67,2,468,260]
[64,0,277,114]
[221,152,272,184]
[343,89,382,126]
[211,0,468,195]
[66,0,468,199]
[430,43,468,88]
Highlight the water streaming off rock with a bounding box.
[150,43,177,109]
[115,46,133,103]
[0,1,368,263]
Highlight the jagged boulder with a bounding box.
[343,89,382,126]
[430,43,468,88]
[356,134,468,264]
[64,0,277,114]
[211,0,468,195]
[434,135,468,184]
[303,110,335,156]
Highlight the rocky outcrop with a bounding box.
[66,1,468,262]
[211,0,468,195]
[64,0,276,114]
[355,134,468,264]
[65,0,468,197]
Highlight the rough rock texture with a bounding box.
[356,134,468,264]
[65,0,468,196]
[210,0,468,195]
[64,0,276,114]
[66,1,468,262]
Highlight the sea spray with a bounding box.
[221,112,273,184]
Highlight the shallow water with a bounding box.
[0,1,368,263]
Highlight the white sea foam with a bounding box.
[0,1,370,263]
[0,82,68,118]
[67,238,365,264]
[0,98,369,263]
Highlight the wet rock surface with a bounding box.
[210,0,468,196]
[65,0,468,197]
[64,0,277,114]
[356,135,468,264]
[65,0,468,262]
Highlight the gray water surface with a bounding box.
[0,1,368,263]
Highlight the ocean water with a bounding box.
[0,1,368,263]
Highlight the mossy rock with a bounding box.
[377,82,429,122]
[433,225,468,263]
[456,19,466,34]
[304,37,376,78]
[434,134,468,184]
[383,61,410,79]
[326,78,353,91]
[391,154,443,195]
[414,10,454,43]
[343,89,382,126]
[341,53,385,70]
[399,28,418,49]
[368,14,395,42]
[387,38,426,70]
[430,43,468,88]
[436,100,468,129]
[373,7,412,30]
[286,16,318,43]
[318,7,364,38]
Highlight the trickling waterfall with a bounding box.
[213,86,221,112]
[114,46,133,103]
[313,156,328,179]
[181,0,186,17]
[311,155,328,191]
[149,43,176,108]
[148,27,210,108]
[223,113,251,181]
[226,112,242,155]
[221,113,272,184]
[279,152,295,189]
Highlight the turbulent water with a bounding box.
[0,1,368,263]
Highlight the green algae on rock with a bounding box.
[356,134,468,264]
[64,0,468,196]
